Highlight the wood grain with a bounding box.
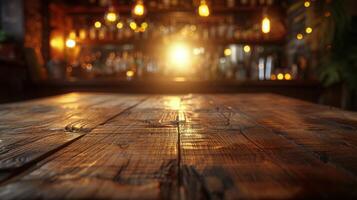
[0,96,179,199]
[0,93,357,199]
[210,94,357,176]
[0,93,146,172]
[179,94,357,199]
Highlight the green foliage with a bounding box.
[0,30,7,42]
[316,0,357,89]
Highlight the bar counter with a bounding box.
[35,79,322,102]
[0,93,356,199]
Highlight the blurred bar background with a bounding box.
[0,0,356,109]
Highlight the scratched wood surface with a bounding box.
[0,93,357,199]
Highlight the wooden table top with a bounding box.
[0,93,357,199]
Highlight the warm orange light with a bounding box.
[68,31,76,39]
[94,21,102,28]
[105,7,118,23]
[126,70,134,78]
[106,12,117,22]
[129,22,137,30]
[271,74,277,80]
[304,1,311,8]
[198,0,210,17]
[305,27,312,34]
[141,22,148,29]
[79,29,86,39]
[116,22,124,29]
[193,47,204,55]
[296,33,303,40]
[284,73,292,80]
[277,73,284,80]
[224,48,232,56]
[261,17,271,34]
[168,42,191,70]
[174,77,186,82]
[50,37,64,50]
[133,0,145,16]
[166,97,182,110]
[65,39,76,48]
[243,45,251,53]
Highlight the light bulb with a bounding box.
[106,12,117,22]
[65,39,76,48]
[224,48,232,56]
[94,21,102,28]
[243,45,251,53]
[133,0,145,16]
[141,22,148,29]
[130,22,137,30]
[296,33,303,40]
[126,70,134,78]
[198,0,210,17]
[284,73,292,80]
[277,73,284,80]
[262,17,271,34]
[105,6,118,23]
[305,27,312,34]
[116,22,123,29]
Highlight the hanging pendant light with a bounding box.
[198,0,210,17]
[261,16,271,34]
[261,8,270,34]
[105,6,118,23]
[133,0,146,17]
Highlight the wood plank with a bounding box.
[179,94,357,199]
[1,93,357,199]
[0,96,180,199]
[0,93,146,173]
[211,94,357,176]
